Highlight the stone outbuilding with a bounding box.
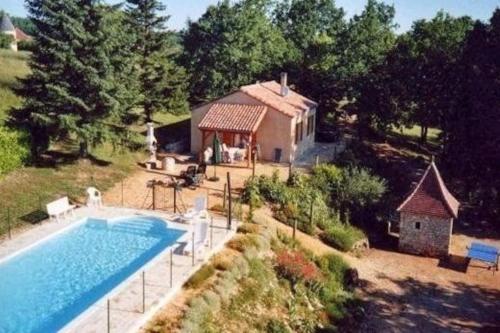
[397,161,460,257]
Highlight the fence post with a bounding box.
[142,271,146,313]
[7,207,11,240]
[121,180,124,207]
[169,248,173,288]
[222,184,227,210]
[38,195,42,211]
[107,299,110,333]
[192,231,195,266]
[315,154,319,166]
[227,172,232,230]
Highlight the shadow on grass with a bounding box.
[19,209,48,225]
[34,150,111,168]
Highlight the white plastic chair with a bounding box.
[181,196,208,223]
[86,187,103,208]
[184,222,209,255]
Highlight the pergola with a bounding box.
[198,103,267,167]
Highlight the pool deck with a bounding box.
[0,206,238,333]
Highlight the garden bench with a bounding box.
[46,197,76,222]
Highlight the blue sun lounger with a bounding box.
[467,242,499,271]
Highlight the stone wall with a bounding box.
[399,212,452,257]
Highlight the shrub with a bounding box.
[227,234,265,252]
[317,254,350,284]
[184,264,215,289]
[237,223,261,234]
[275,250,321,286]
[0,127,30,177]
[320,224,366,252]
[212,253,234,271]
[0,34,13,49]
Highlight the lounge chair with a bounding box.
[184,222,209,255]
[181,196,209,223]
[86,187,103,208]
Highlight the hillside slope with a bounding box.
[0,50,30,123]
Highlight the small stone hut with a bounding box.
[397,161,459,257]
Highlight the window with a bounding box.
[307,114,315,136]
[415,222,421,230]
[295,121,303,144]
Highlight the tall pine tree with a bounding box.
[11,0,124,157]
[125,0,188,123]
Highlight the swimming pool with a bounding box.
[0,216,185,333]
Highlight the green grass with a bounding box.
[0,50,30,123]
[0,144,144,236]
[391,125,441,144]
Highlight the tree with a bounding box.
[125,0,188,122]
[446,10,500,220]
[400,12,473,143]
[11,0,125,157]
[340,0,397,100]
[0,33,13,49]
[182,0,288,104]
[273,0,346,124]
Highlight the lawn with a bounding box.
[0,49,191,237]
[0,50,30,123]
[390,125,441,144]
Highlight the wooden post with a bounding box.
[222,183,227,209]
[315,154,319,166]
[293,219,297,239]
[227,172,232,230]
[142,271,146,313]
[192,231,195,266]
[173,187,178,213]
[121,180,124,207]
[169,248,173,288]
[107,299,110,333]
[288,162,292,179]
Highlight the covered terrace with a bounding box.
[198,103,267,167]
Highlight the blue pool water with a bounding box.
[0,216,185,333]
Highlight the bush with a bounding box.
[17,40,36,52]
[317,254,350,284]
[0,127,30,177]
[0,34,13,49]
[237,223,261,234]
[320,224,366,252]
[275,250,321,286]
[212,253,234,271]
[184,264,215,289]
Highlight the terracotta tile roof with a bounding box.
[15,28,32,41]
[198,103,267,133]
[397,162,460,219]
[240,81,318,117]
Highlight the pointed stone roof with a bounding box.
[0,14,15,33]
[397,161,459,219]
